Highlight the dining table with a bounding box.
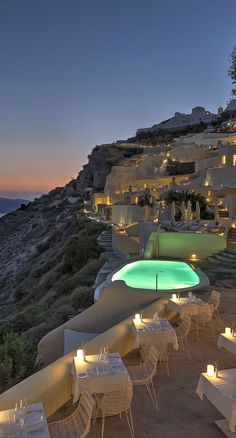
[72,352,129,404]
[132,317,178,350]
[196,368,236,433]
[218,332,236,356]
[167,296,205,317]
[0,402,50,437]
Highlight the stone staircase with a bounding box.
[208,248,236,265]
[226,227,236,251]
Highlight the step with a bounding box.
[213,254,236,264]
[224,248,236,255]
[218,250,236,259]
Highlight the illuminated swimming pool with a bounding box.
[111,260,200,291]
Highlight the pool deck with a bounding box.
[49,258,236,437]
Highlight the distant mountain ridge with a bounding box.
[0,197,30,214]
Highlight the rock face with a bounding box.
[76,143,143,193]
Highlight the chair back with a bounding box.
[196,303,213,322]
[182,306,197,317]
[75,390,95,437]
[144,345,159,378]
[208,290,221,310]
[101,381,133,416]
[177,315,191,337]
[48,389,95,438]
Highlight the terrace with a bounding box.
[0,251,236,437]
[48,282,236,438]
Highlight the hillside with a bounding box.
[0,184,106,391]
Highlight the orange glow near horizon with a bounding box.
[0,172,74,193]
[0,150,84,195]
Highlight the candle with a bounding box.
[207,364,215,377]
[225,327,232,336]
[134,313,141,323]
[76,349,85,362]
[172,293,177,300]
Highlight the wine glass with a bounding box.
[103,346,109,363]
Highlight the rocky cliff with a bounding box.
[76,142,143,193]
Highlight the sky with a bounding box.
[0,0,235,198]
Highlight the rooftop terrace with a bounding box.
[48,255,236,437]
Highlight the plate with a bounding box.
[24,414,44,432]
[78,372,87,379]
[108,357,121,365]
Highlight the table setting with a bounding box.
[132,313,178,350]
[196,367,236,433]
[72,348,129,404]
[0,402,49,437]
[218,326,236,356]
[167,292,204,317]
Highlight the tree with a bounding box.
[164,190,214,220]
[228,46,236,96]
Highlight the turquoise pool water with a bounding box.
[112,260,200,290]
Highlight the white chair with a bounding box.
[99,381,135,438]
[175,314,191,358]
[127,345,159,410]
[48,389,95,438]
[208,290,221,321]
[191,304,214,338]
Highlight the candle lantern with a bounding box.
[225,327,232,336]
[76,349,85,362]
[207,364,215,377]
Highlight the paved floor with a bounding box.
[50,259,236,437]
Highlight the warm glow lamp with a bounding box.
[134,313,141,323]
[76,349,85,362]
[207,364,215,377]
[172,293,177,300]
[225,327,232,336]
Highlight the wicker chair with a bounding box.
[48,390,95,438]
[191,304,214,338]
[208,290,221,321]
[99,381,134,438]
[175,314,191,358]
[127,345,159,410]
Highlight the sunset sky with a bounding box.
[0,0,235,198]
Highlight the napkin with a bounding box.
[96,366,111,376]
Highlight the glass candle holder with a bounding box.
[207,364,215,377]
[76,349,85,362]
[134,313,141,323]
[225,327,232,336]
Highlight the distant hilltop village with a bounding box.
[137,100,236,134]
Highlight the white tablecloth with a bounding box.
[72,353,129,404]
[196,369,236,432]
[132,318,178,350]
[0,402,50,437]
[218,334,236,356]
[167,297,205,317]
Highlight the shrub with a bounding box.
[0,332,38,392]
[62,235,103,274]
[50,304,76,326]
[70,286,94,309]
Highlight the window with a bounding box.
[221,155,226,165]
[233,155,236,166]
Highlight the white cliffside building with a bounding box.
[137,106,220,134]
